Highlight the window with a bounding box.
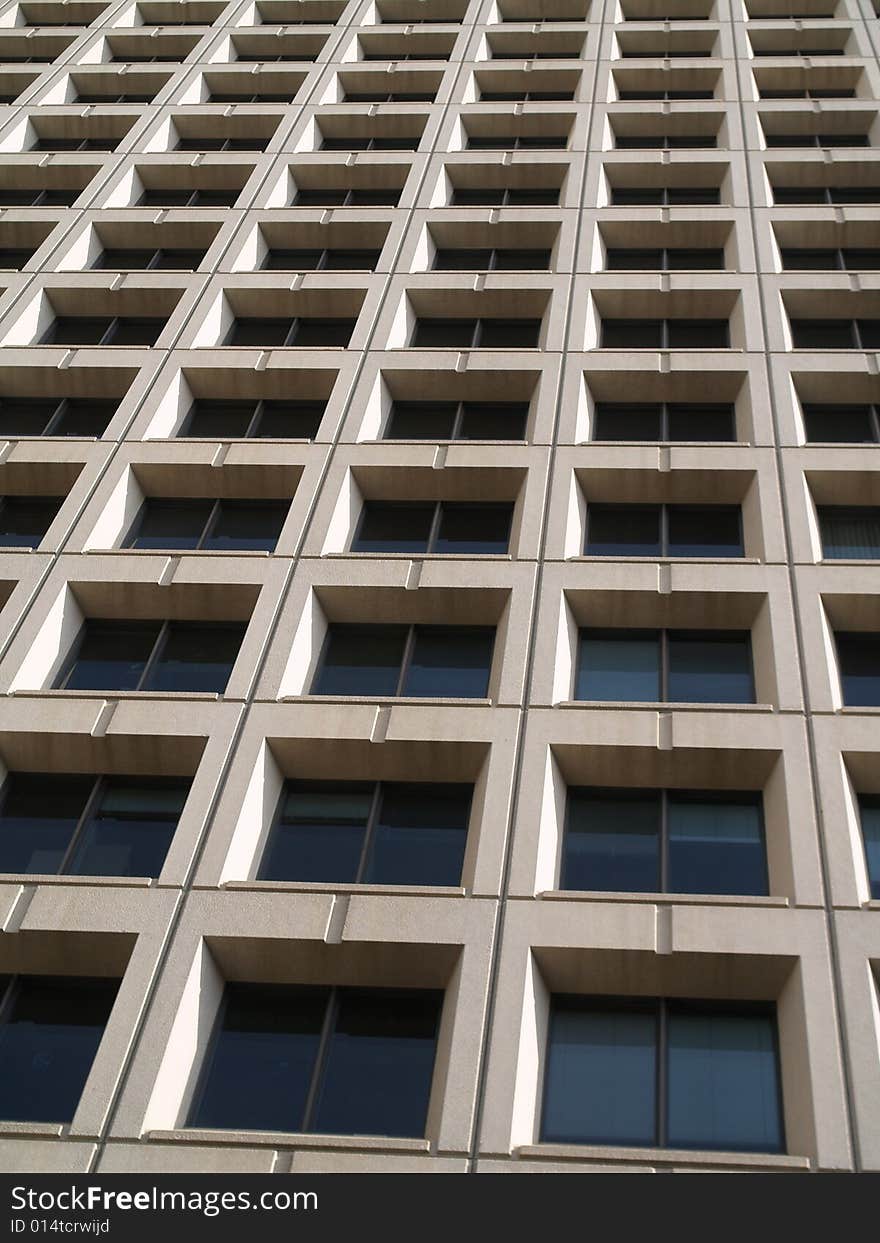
[618,89,714,100]
[0,976,119,1123]
[609,186,721,206]
[313,623,495,698]
[0,495,62,546]
[262,248,381,271]
[773,186,880,205]
[320,135,420,151]
[433,248,552,271]
[759,87,854,99]
[592,402,736,442]
[410,318,542,348]
[188,983,441,1138]
[293,187,401,206]
[93,247,208,271]
[835,633,880,706]
[541,997,784,1153]
[223,318,355,347]
[352,501,512,554]
[803,403,880,443]
[39,317,165,347]
[259,780,471,885]
[576,629,756,704]
[209,90,299,102]
[789,320,880,349]
[30,137,118,152]
[175,136,269,151]
[465,135,568,150]
[124,499,289,552]
[605,248,725,271]
[179,398,325,439]
[585,504,743,558]
[76,92,155,103]
[0,396,118,438]
[55,620,246,694]
[138,188,240,207]
[614,134,717,149]
[780,249,880,271]
[562,788,768,896]
[764,133,868,147]
[449,185,560,206]
[0,773,190,877]
[345,91,435,101]
[385,400,529,441]
[481,89,574,101]
[600,320,730,349]
[859,795,880,899]
[0,187,81,207]
[362,52,449,61]
[818,507,880,559]
[0,247,36,268]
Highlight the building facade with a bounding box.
[0,0,877,1176]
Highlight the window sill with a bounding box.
[328,552,514,561]
[282,695,493,706]
[539,889,790,908]
[516,1143,809,1171]
[557,699,774,712]
[573,556,761,564]
[87,548,274,557]
[14,689,224,701]
[0,872,154,887]
[0,1121,66,1138]
[221,880,467,897]
[151,1129,431,1152]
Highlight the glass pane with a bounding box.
[803,405,875,443]
[0,398,58,436]
[790,319,855,349]
[257,401,325,439]
[313,625,407,696]
[106,319,164,347]
[857,320,880,350]
[292,319,355,347]
[858,797,880,900]
[576,631,660,702]
[183,401,258,438]
[0,773,92,875]
[667,633,754,704]
[404,626,494,698]
[593,403,662,442]
[352,503,435,553]
[205,501,288,552]
[0,497,62,547]
[667,249,725,270]
[542,998,657,1145]
[146,623,244,694]
[44,317,112,345]
[460,402,529,440]
[54,399,117,437]
[837,633,880,707]
[563,789,660,893]
[364,783,471,886]
[820,507,880,559]
[477,318,541,348]
[601,320,664,349]
[667,404,736,442]
[259,782,371,883]
[153,249,205,270]
[263,249,323,270]
[189,984,327,1133]
[667,319,729,349]
[667,1005,783,1152]
[433,249,493,270]
[605,249,664,270]
[668,796,767,896]
[0,977,118,1123]
[323,250,381,271]
[433,503,512,554]
[126,500,212,550]
[667,506,743,557]
[586,506,662,556]
[95,249,154,269]
[385,402,458,440]
[225,319,292,347]
[66,779,189,878]
[411,319,477,348]
[492,249,552,270]
[62,622,160,691]
[311,989,440,1137]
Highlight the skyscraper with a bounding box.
[0,0,877,1177]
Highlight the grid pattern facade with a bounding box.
[0,0,877,1176]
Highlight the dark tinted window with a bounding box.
[180,399,325,439]
[859,795,880,900]
[353,501,512,554]
[819,507,880,559]
[313,624,494,699]
[125,499,288,552]
[585,505,742,557]
[836,633,880,706]
[384,401,528,441]
[576,629,755,704]
[57,621,245,695]
[802,404,878,443]
[0,496,63,546]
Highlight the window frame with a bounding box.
[584,502,744,558]
[431,246,552,271]
[592,401,737,443]
[178,397,326,439]
[600,318,731,349]
[0,395,118,438]
[409,316,543,349]
[802,402,880,443]
[604,246,726,271]
[39,315,165,347]
[384,398,530,442]
[260,246,382,271]
[351,499,513,555]
[123,496,289,552]
[93,246,208,271]
[222,315,356,347]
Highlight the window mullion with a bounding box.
[301,989,339,1134]
[285,318,299,347]
[659,790,668,892]
[0,975,18,1026]
[853,319,863,350]
[99,318,119,347]
[248,399,264,438]
[661,319,669,350]
[139,621,169,692]
[357,781,384,883]
[397,624,417,696]
[452,401,464,440]
[871,403,880,445]
[657,1000,668,1148]
[660,504,669,556]
[200,500,222,550]
[472,319,482,349]
[57,775,105,876]
[660,401,669,442]
[147,250,161,271]
[426,501,443,553]
[44,398,66,436]
[660,629,668,703]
